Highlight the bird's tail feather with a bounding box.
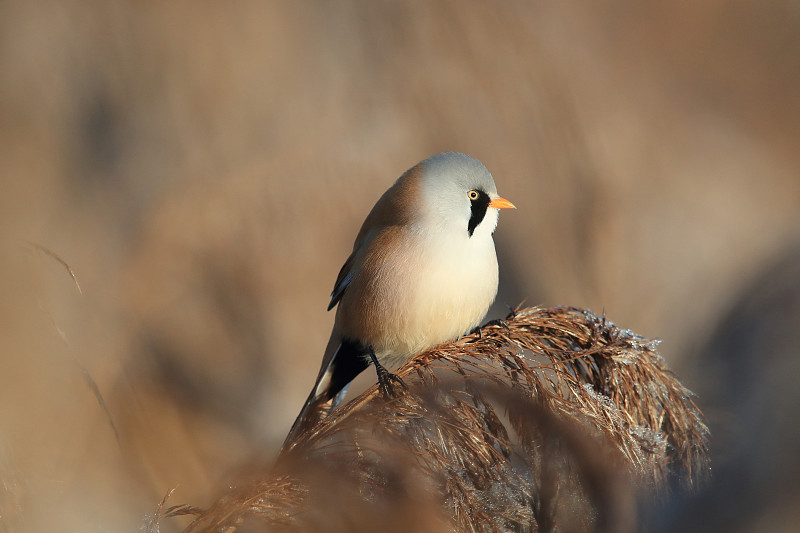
[282,339,370,452]
[282,391,332,451]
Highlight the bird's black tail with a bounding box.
[282,338,371,452]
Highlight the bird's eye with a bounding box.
[468,190,479,201]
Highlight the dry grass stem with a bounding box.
[24,241,83,295]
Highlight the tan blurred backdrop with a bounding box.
[1,2,798,531]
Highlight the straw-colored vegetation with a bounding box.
[155,307,708,532]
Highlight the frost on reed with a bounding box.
[159,306,709,533]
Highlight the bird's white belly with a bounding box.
[371,232,499,365]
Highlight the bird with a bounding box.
[284,152,515,449]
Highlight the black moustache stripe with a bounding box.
[467,191,491,237]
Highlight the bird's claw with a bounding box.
[488,318,511,330]
[472,317,510,339]
[368,346,407,399]
[505,303,519,320]
[375,363,407,399]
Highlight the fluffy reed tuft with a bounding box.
[159,306,709,532]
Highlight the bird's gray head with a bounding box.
[415,152,512,238]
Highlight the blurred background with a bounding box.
[1,1,798,531]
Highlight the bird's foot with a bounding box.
[376,364,407,399]
[368,347,407,399]
[471,317,511,339]
[504,303,520,320]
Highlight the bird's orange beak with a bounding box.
[488,196,516,209]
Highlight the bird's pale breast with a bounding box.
[336,225,498,366]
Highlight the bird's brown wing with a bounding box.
[327,170,415,311]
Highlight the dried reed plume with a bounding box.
[158,306,710,532]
